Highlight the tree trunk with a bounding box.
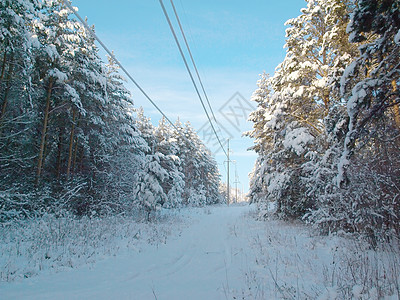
[391,80,400,128]
[66,109,77,178]
[0,49,8,82]
[0,54,14,121]
[36,78,54,186]
[72,139,79,174]
[79,147,84,173]
[321,48,330,114]
[56,127,64,179]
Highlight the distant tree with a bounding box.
[154,117,185,208]
[134,109,168,217]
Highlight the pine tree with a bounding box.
[181,122,221,206]
[247,0,356,219]
[134,109,168,216]
[331,0,400,240]
[338,0,400,184]
[0,0,42,218]
[31,0,87,185]
[154,117,184,208]
[0,0,223,220]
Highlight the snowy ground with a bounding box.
[1,204,399,299]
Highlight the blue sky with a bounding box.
[71,0,306,193]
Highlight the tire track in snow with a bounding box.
[1,205,254,300]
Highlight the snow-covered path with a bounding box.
[2,205,255,300]
[2,204,399,299]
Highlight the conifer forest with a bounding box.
[0,0,222,221]
[247,0,400,243]
[1,0,400,298]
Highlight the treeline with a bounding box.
[247,0,400,242]
[0,0,222,221]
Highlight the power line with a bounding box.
[158,0,228,158]
[169,0,219,125]
[62,0,207,157]
[170,0,227,155]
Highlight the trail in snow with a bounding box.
[1,205,256,300]
[3,205,399,299]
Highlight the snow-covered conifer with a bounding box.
[248,0,356,219]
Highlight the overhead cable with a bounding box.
[158,0,228,158]
[62,0,207,155]
[169,0,219,125]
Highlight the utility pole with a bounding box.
[226,138,230,206]
[233,160,240,203]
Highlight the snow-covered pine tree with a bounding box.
[246,73,272,207]
[339,0,400,183]
[196,142,222,206]
[251,90,316,218]
[298,0,361,232]
[0,0,155,218]
[247,0,356,219]
[31,0,88,186]
[333,0,400,240]
[84,55,149,213]
[182,122,221,206]
[201,150,222,205]
[0,0,222,220]
[154,117,184,208]
[64,20,103,181]
[134,109,168,217]
[170,118,191,205]
[0,0,40,126]
[170,119,222,206]
[0,0,42,219]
